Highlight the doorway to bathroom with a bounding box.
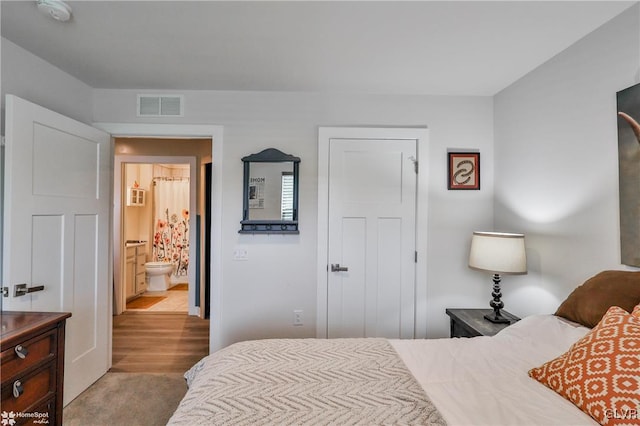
[113,137,212,319]
[123,163,191,313]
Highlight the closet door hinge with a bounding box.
[409,156,418,174]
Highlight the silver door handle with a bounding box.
[13,283,45,297]
[331,264,349,272]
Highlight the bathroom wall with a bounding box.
[124,163,153,251]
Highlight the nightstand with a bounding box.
[445,308,520,338]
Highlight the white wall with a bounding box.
[94,90,494,343]
[494,5,640,317]
[1,38,94,131]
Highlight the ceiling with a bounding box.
[1,1,636,96]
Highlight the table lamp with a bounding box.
[468,231,527,323]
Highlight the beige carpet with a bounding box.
[63,373,186,425]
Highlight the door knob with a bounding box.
[331,264,349,272]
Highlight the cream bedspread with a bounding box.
[391,314,598,425]
[169,315,598,425]
[167,338,446,425]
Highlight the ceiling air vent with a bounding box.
[137,94,184,117]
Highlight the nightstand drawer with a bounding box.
[451,319,482,338]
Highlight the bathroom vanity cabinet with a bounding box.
[125,243,147,299]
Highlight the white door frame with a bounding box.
[317,127,429,339]
[94,123,224,354]
[114,155,197,316]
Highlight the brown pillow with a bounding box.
[554,270,640,328]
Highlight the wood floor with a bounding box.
[111,312,210,373]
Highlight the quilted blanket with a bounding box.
[168,338,446,425]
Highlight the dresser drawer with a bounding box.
[1,362,56,413]
[1,329,56,382]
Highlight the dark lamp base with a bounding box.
[484,313,511,324]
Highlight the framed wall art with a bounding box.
[448,152,480,190]
[617,82,640,266]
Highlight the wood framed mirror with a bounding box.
[240,148,301,234]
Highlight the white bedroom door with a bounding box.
[2,95,111,405]
[327,138,417,339]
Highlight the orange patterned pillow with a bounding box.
[529,305,640,425]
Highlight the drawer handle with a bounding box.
[14,344,29,359]
[13,380,23,398]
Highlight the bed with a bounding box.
[168,271,640,425]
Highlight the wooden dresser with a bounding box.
[1,311,71,426]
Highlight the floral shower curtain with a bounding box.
[153,178,190,276]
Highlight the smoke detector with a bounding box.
[37,0,72,22]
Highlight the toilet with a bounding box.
[145,262,174,291]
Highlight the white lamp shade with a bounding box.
[468,231,527,274]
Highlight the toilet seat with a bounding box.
[145,261,172,268]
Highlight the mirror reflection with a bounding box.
[247,162,294,221]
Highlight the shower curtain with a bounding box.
[153,178,190,276]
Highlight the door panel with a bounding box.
[33,122,99,198]
[343,150,404,204]
[329,217,367,338]
[327,138,416,339]
[70,214,99,359]
[377,218,402,337]
[3,95,110,405]
[30,215,64,311]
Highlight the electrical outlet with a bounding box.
[293,310,303,326]
[233,248,248,261]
